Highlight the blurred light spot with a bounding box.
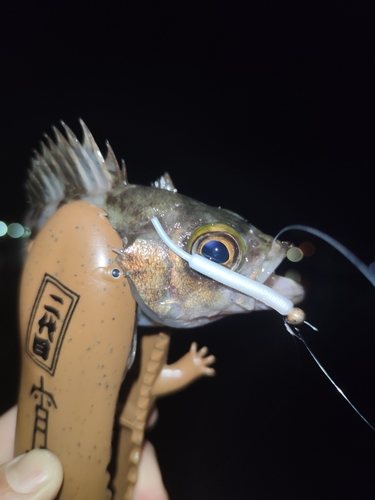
[8,222,25,238]
[369,262,375,276]
[0,221,7,237]
[286,247,303,262]
[23,227,32,238]
[299,241,315,257]
[285,269,301,283]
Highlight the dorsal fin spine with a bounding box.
[121,159,128,184]
[26,120,124,233]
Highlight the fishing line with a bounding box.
[284,320,375,432]
[277,224,375,432]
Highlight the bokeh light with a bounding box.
[7,223,25,238]
[0,222,31,238]
[286,247,303,262]
[299,241,315,257]
[0,221,7,237]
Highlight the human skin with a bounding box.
[0,406,168,500]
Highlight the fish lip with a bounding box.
[255,240,290,284]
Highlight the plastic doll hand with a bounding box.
[188,342,216,378]
[152,343,216,397]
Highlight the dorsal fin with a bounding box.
[26,120,124,232]
[151,172,177,192]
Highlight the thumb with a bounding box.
[0,449,63,499]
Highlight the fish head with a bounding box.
[111,187,304,328]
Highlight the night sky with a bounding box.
[1,3,375,499]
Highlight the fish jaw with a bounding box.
[231,274,305,313]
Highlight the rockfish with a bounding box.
[26,120,304,328]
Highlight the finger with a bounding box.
[204,367,216,376]
[203,354,216,366]
[134,441,169,500]
[197,346,208,357]
[190,342,197,353]
[146,406,159,430]
[0,406,17,464]
[0,449,63,500]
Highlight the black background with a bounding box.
[1,2,375,499]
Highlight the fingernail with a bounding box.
[6,449,55,494]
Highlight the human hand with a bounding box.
[0,406,168,500]
[0,406,63,499]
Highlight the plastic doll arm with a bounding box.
[152,342,216,397]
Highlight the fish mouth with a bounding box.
[254,239,290,284]
[263,274,305,305]
[253,238,305,305]
[256,243,305,308]
[232,238,305,312]
[231,272,304,315]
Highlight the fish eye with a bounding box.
[187,223,245,270]
[201,240,230,263]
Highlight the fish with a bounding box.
[26,119,304,329]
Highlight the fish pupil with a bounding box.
[201,240,229,263]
